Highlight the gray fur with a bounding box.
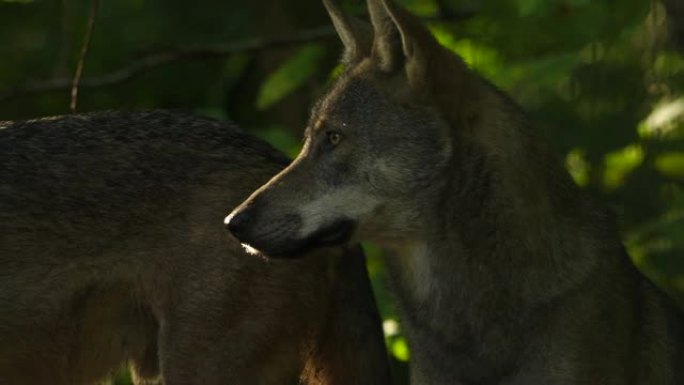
[0,110,391,385]
[227,0,684,384]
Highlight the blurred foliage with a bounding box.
[257,43,326,110]
[2,0,683,384]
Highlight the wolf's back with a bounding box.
[1,111,288,261]
[1,110,286,224]
[0,110,392,385]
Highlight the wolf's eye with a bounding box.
[327,131,343,146]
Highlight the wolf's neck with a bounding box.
[384,100,617,333]
[380,115,616,383]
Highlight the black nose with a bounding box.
[225,210,252,238]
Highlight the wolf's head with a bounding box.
[226,0,483,257]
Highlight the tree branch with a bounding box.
[0,11,474,103]
[0,26,336,102]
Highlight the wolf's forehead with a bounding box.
[317,78,380,122]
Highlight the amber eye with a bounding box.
[327,131,342,146]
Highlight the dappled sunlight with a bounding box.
[362,242,412,364]
[382,319,400,336]
[602,144,644,190]
[390,338,410,362]
[382,318,410,361]
[640,97,684,138]
[430,28,502,80]
[626,207,684,271]
[565,148,591,186]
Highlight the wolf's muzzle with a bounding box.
[225,210,252,239]
[307,218,356,247]
[225,207,356,259]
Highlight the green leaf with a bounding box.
[655,152,684,179]
[256,44,326,110]
[602,144,644,190]
[430,30,503,80]
[390,337,411,362]
[565,148,591,187]
[253,125,301,158]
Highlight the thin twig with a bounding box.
[70,0,101,113]
[1,11,474,103]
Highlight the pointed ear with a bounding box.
[323,0,372,63]
[367,0,401,71]
[368,0,437,85]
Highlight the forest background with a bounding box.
[2,0,683,383]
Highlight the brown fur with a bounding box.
[0,110,391,385]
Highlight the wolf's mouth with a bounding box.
[256,218,357,259]
[310,218,356,246]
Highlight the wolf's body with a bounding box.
[0,110,390,385]
[226,0,684,384]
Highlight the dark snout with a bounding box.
[224,202,304,258]
[225,156,357,258]
[225,203,356,259]
[225,209,252,240]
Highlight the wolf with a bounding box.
[0,110,391,385]
[225,0,684,384]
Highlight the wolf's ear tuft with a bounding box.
[323,0,372,64]
[368,0,440,89]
